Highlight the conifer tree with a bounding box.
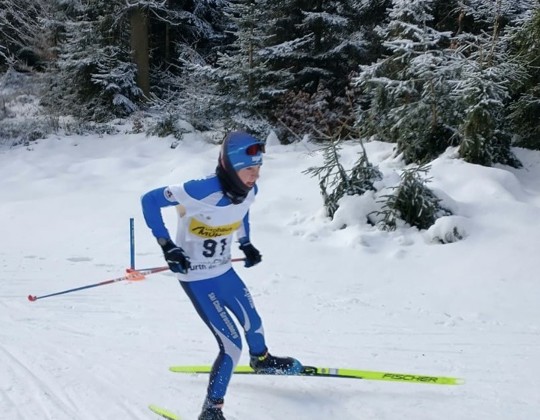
[160,0,386,139]
[183,0,379,141]
[145,0,236,132]
[150,0,230,74]
[507,6,540,150]
[42,0,143,122]
[175,0,305,134]
[453,0,529,166]
[355,0,532,167]
[211,0,273,132]
[305,139,382,219]
[375,165,450,231]
[0,0,53,70]
[263,0,376,142]
[355,0,460,164]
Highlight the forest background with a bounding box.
[1,0,540,223]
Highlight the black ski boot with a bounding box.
[250,351,303,374]
[199,398,225,420]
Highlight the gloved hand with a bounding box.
[239,241,262,268]
[159,239,191,273]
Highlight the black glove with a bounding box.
[159,239,191,273]
[239,241,262,268]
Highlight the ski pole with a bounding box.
[27,258,246,302]
[132,257,246,273]
[27,266,168,302]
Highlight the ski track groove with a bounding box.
[0,336,150,420]
[0,343,77,419]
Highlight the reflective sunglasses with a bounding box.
[246,143,266,156]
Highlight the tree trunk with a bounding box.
[165,0,171,62]
[130,8,150,97]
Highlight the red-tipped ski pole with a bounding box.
[27,258,246,302]
[132,257,246,273]
[27,266,169,302]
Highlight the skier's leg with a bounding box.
[180,277,242,402]
[218,268,267,355]
[220,269,303,374]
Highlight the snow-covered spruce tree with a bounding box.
[507,5,540,150]
[256,0,375,142]
[457,0,537,33]
[170,0,294,135]
[208,0,274,134]
[452,0,530,167]
[0,0,54,71]
[0,1,59,147]
[304,139,382,219]
[354,0,462,164]
[276,84,350,144]
[145,0,235,133]
[163,0,386,140]
[42,0,143,122]
[147,0,230,85]
[375,165,450,231]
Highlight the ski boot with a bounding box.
[199,398,225,420]
[249,351,303,375]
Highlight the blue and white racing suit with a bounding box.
[141,174,267,401]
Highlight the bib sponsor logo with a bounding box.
[189,218,241,238]
[189,257,229,271]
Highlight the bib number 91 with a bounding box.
[202,238,227,257]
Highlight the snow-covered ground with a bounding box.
[1,129,539,420]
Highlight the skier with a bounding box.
[141,131,302,420]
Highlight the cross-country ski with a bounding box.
[169,364,464,385]
[149,404,181,420]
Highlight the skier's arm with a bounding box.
[237,211,251,245]
[237,210,261,267]
[141,187,179,240]
[237,184,258,244]
[141,187,191,273]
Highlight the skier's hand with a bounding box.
[239,241,262,268]
[159,239,191,273]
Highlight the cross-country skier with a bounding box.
[141,131,303,420]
